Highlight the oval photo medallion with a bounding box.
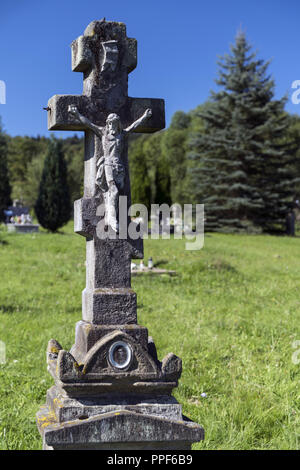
[108,341,132,369]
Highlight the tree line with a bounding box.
[1,32,300,233]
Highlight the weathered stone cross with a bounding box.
[48,20,164,198]
[46,20,165,325]
[37,20,204,450]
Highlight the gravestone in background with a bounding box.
[36,19,204,450]
[5,204,39,233]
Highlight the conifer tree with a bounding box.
[0,120,11,222]
[190,32,297,233]
[35,138,71,232]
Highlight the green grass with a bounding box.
[0,222,300,449]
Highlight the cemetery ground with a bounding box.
[0,222,299,450]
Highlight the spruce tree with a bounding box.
[0,119,11,222]
[35,138,71,232]
[190,32,297,233]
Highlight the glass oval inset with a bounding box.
[108,341,132,369]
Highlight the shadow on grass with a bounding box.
[153,259,169,268]
[183,257,239,278]
[0,304,20,314]
[65,306,81,314]
[208,258,238,273]
[40,230,73,236]
[55,230,75,236]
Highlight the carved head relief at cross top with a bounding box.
[68,105,152,233]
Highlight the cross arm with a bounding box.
[124,108,152,133]
[74,197,143,260]
[69,105,103,137]
[47,95,165,133]
[47,94,105,131]
[125,97,165,133]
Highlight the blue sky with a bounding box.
[0,0,300,137]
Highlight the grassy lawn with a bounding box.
[0,222,299,450]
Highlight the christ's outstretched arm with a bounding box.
[124,108,152,133]
[68,105,103,138]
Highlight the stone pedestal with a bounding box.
[37,319,203,449]
[38,407,203,450]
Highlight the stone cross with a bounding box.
[37,20,203,450]
[47,20,164,199]
[46,20,165,326]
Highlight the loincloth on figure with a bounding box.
[96,157,125,192]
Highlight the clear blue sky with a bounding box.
[0,0,300,137]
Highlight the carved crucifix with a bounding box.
[68,105,152,232]
[46,20,165,325]
[37,20,204,450]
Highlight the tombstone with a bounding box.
[5,205,39,233]
[36,20,204,450]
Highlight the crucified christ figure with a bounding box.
[68,105,152,233]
